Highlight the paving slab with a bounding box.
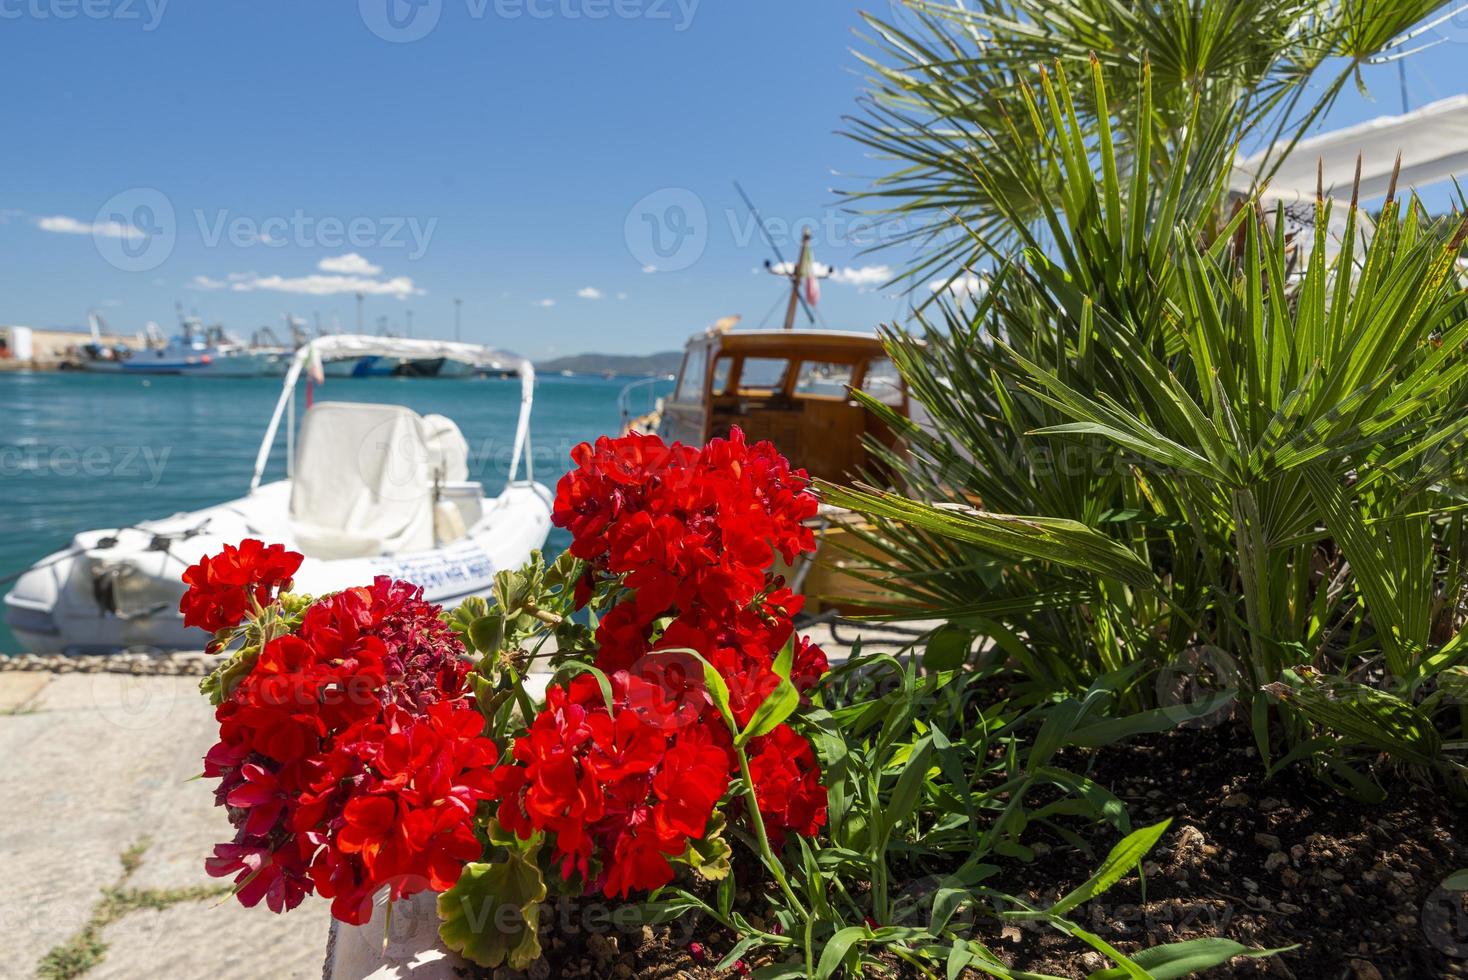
[0,673,329,979]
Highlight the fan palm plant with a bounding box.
[834,20,1468,793]
[847,0,1449,293]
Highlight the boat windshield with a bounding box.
[793,360,854,397]
[862,357,904,405]
[738,357,789,391]
[674,346,707,403]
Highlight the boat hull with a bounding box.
[4,480,553,654]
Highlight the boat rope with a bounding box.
[0,518,211,589]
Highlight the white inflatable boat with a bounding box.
[4,336,554,654]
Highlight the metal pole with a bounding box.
[783,228,811,331]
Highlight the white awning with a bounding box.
[1232,95,1468,202]
[303,334,525,372]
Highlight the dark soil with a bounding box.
[461,724,1468,980]
[1000,723,1468,979]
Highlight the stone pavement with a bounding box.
[0,671,329,980]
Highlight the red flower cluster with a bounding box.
[493,671,732,897]
[201,576,495,923]
[179,538,303,635]
[512,428,829,877]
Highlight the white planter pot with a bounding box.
[323,891,466,980]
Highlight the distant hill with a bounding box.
[539,350,683,376]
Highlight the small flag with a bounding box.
[305,345,324,408]
[799,250,820,307]
[306,345,325,385]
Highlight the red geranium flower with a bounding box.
[180,538,303,635]
[203,577,496,925]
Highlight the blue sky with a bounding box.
[3,1,1467,359]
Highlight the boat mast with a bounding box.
[782,228,812,331]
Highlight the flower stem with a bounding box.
[523,604,563,626]
[734,746,809,925]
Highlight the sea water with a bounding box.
[0,370,670,653]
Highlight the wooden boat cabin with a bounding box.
[656,327,907,482]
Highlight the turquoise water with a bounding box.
[0,370,672,653]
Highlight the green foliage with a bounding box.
[437,832,548,971]
[837,21,1468,789]
[674,810,734,882]
[846,0,1445,290]
[648,650,1281,977]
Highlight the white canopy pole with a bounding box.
[251,344,310,492]
[507,361,535,486]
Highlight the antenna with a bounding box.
[733,181,816,327]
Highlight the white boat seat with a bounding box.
[289,402,470,559]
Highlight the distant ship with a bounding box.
[75,312,287,377]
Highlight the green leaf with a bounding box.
[437,839,547,971]
[673,810,733,882]
[879,737,935,846]
[819,483,1154,589]
[468,614,505,657]
[1049,819,1170,917]
[923,625,973,672]
[816,926,870,980]
[1441,870,1468,892]
[772,636,795,681]
[736,677,800,747]
[1066,692,1237,748]
[1265,668,1441,767]
[1088,938,1294,979]
[198,642,260,706]
[444,596,489,644]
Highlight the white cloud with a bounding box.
[318,252,382,276]
[765,262,892,292]
[829,265,891,290]
[616,292,628,301]
[195,272,421,297]
[576,286,605,300]
[533,298,556,308]
[642,264,657,274]
[928,273,987,299]
[36,215,144,240]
